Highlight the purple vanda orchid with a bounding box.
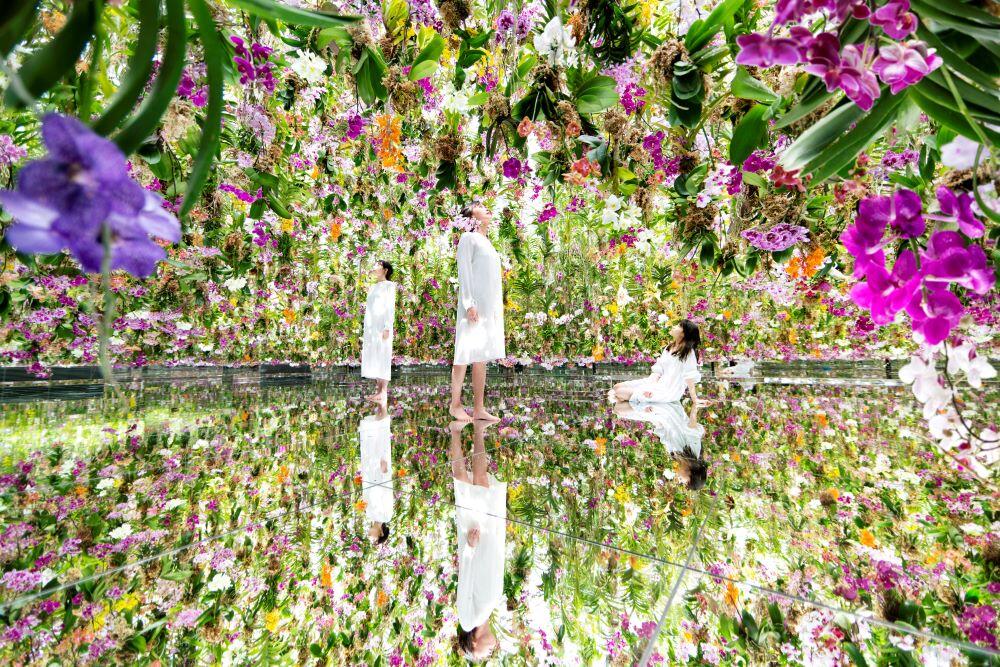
[0,114,180,278]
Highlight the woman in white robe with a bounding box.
[450,203,504,423]
[449,419,505,660]
[361,260,396,402]
[359,402,393,544]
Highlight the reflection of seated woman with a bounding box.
[449,420,505,661]
[614,399,709,490]
[359,400,392,545]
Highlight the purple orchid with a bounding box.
[735,33,802,67]
[849,248,921,325]
[502,157,524,179]
[889,188,925,238]
[840,195,891,275]
[921,230,995,295]
[0,114,180,277]
[936,186,985,238]
[805,35,881,111]
[870,0,918,38]
[873,41,941,94]
[906,286,965,345]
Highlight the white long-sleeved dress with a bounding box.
[361,280,396,380]
[621,348,704,456]
[359,414,393,524]
[454,232,505,365]
[455,475,507,632]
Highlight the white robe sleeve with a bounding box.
[380,282,396,336]
[683,354,701,382]
[651,349,669,376]
[456,233,478,311]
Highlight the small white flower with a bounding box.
[96,478,115,491]
[223,277,247,292]
[940,135,987,170]
[533,17,577,67]
[207,572,232,592]
[109,524,133,541]
[289,51,327,84]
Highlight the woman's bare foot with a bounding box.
[374,391,387,404]
[449,403,473,421]
[472,410,500,422]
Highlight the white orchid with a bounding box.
[533,17,577,67]
[289,51,327,84]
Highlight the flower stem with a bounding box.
[98,223,123,404]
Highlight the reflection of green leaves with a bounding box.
[730,104,769,165]
[670,61,703,128]
[571,71,618,115]
[3,0,98,107]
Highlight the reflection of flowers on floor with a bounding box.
[0,378,996,664]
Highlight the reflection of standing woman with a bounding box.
[359,401,392,544]
[449,420,504,660]
[361,260,396,403]
[450,204,504,422]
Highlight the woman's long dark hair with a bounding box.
[672,319,701,362]
[457,627,476,658]
[378,259,394,280]
[678,446,708,491]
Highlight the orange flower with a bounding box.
[74,485,88,498]
[517,117,534,137]
[724,581,740,608]
[859,529,876,548]
[592,344,605,362]
[320,562,332,588]
[594,437,607,456]
[276,465,289,484]
[815,412,828,428]
[283,308,297,324]
[376,590,389,607]
[353,473,363,486]
[329,220,342,242]
[354,499,367,512]
[374,114,403,171]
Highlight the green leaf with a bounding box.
[685,0,741,52]
[3,0,98,107]
[573,74,618,114]
[730,104,769,165]
[317,26,352,50]
[780,101,866,173]
[699,239,716,266]
[408,34,444,80]
[842,641,869,666]
[917,26,998,91]
[267,192,292,219]
[114,0,186,154]
[516,55,538,80]
[731,67,779,104]
[908,0,1000,40]
[467,91,489,106]
[912,88,1000,144]
[355,46,387,104]
[0,0,39,57]
[226,0,359,27]
[180,0,225,220]
[92,0,161,134]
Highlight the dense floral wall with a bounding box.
[0,0,997,376]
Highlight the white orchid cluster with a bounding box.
[899,341,998,478]
[601,194,642,230]
[533,17,577,67]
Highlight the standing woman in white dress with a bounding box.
[361,260,396,403]
[448,419,504,660]
[450,204,504,422]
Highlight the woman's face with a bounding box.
[472,205,492,231]
[372,263,386,281]
[472,624,498,659]
[670,324,683,343]
[368,522,382,542]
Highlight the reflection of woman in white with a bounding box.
[361,260,396,403]
[449,419,504,660]
[359,400,392,544]
[450,204,504,423]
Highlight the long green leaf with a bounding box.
[913,0,1000,26]
[685,0,741,52]
[408,34,444,81]
[774,86,837,129]
[731,67,778,104]
[909,0,1000,40]
[924,70,1000,118]
[917,26,997,91]
[92,0,160,134]
[114,0,186,154]
[0,0,39,56]
[3,0,98,107]
[226,0,359,27]
[912,88,1000,143]
[729,104,769,164]
[805,91,913,182]
[180,0,225,220]
[780,101,865,171]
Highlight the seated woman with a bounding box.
[611,319,708,490]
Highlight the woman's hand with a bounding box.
[466,306,479,324]
[643,390,653,398]
[466,526,481,547]
[382,329,391,341]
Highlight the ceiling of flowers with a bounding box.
[0,0,997,375]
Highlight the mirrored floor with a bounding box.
[0,373,997,665]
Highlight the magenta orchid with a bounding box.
[872,41,942,94]
[869,0,918,39]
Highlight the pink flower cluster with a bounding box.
[841,187,994,344]
[230,36,275,92]
[742,222,810,251]
[736,0,939,110]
